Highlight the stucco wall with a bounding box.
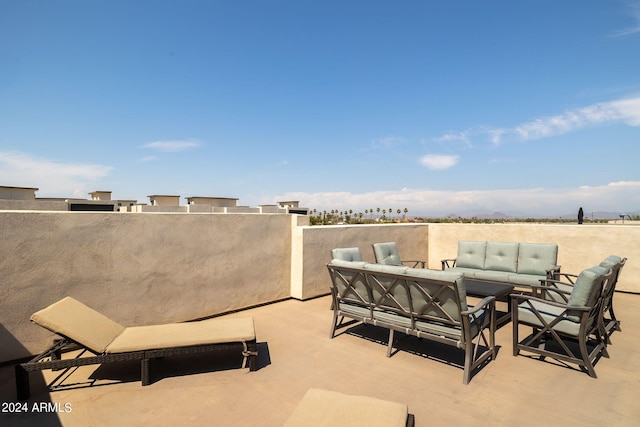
[426,223,638,293]
[0,211,292,362]
[1,214,637,364]
[295,222,638,300]
[293,223,429,299]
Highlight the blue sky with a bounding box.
[1,0,639,217]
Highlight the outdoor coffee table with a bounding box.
[464,279,515,326]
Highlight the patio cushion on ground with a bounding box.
[284,388,413,427]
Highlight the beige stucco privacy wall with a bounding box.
[0,211,292,363]
[291,223,430,300]
[1,213,638,364]
[293,222,639,299]
[425,223,639,294]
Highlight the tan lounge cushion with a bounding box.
[284,388,408,427]
[107,317,255,353]
[31,297,126,354]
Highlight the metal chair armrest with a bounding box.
[462,296,496,316]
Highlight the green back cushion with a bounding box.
[517,243,558,275]
[484,242,519,272]
[456,241,487,269]
[364,263,409,308]
[330,260,370,304]
[566,266,607,321]
[404,268,467,315]
[331,247,363,262]
[373,242,402,266]
[599,255,622,269]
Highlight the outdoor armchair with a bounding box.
[372,242,425,268]
[512,266,613,378]
[538,256,626,344]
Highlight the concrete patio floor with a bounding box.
[1,292,639,426]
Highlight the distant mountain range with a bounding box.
[438,210,640,220]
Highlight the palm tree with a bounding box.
[403,207,408,220]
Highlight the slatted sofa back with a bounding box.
[328,262,469,336]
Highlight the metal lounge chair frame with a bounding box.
[15,297,258,400]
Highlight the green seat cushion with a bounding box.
[508,273,546,287]
[364,263,409,274]
[473,270,511,282]
[330,259,367,268]
[517,300,581,336]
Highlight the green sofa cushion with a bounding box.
[405,268,467,311]
[517,300,581,336]
[517,243,558,275]
[331,247,363,262]
[456,241,487,269]
[566,266,608,321]
[485,242,519,273]
[599,255,622,269]
[372,242,402,266]
[330,259,367,268]
[364,263,409,274]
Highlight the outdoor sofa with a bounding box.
[16,297,258,400]
[441,240,560,289]
[327,249,497,384]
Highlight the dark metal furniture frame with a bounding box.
[511,268,613,378]
[16,334,257,401]
[464,279,515,327]
[327,263,496,384]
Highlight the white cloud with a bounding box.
[275,181,640,217]
[142,139,202,152]
[433,131,472,147]
[0,151,112,197]
[486,96,640,145]
[610,1,640,37]
[419,154,459,170]
[372,136,405,148]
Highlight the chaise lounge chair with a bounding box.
[15,297,258,400]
